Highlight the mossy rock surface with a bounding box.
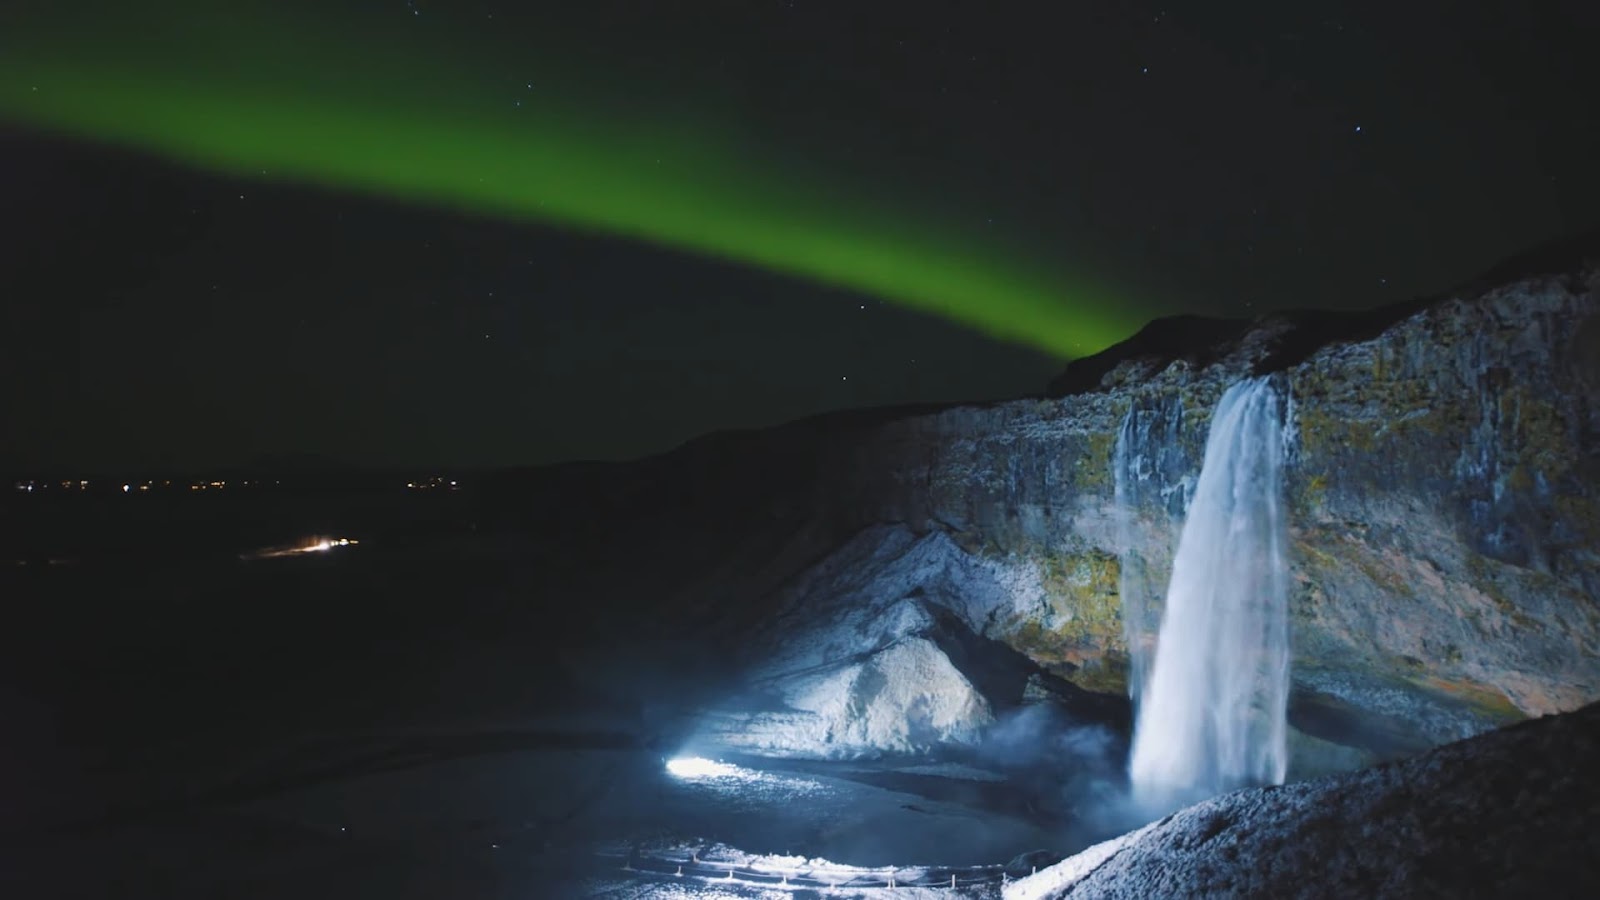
[684,258,1599,758]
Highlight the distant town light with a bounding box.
[122,484,130,493]
[239,535,360,560]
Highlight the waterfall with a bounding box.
[1114,394,1189,707]
[1113,409,1155,704]
[1128,377,1290,809]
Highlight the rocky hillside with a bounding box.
[485,234,1600,763]
[1005,699,1600,899]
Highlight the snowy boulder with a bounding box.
[710,635,993,757]
[693,525,1044,757]
[1006,700,1600,899]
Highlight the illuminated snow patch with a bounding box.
[661,757,829,806]
[598,839,960,894]
[666,757,743,779]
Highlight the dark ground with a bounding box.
[0,481,1105,898]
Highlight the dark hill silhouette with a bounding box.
[1048,226,1600,395]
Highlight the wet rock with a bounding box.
[1004,848,1066,879]
[1022,674,1063,707]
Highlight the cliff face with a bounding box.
[686,250,1599,760]
[470,244,1598,764]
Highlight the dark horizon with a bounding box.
[4,0,1597,472]
[15,220,1600,478]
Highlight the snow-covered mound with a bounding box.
[697,525,1049,758]
[1007,700,1600,899]
[711,635,994,757]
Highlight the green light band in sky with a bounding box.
[0,5,1143,358]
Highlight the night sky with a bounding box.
[2,0,1596,471]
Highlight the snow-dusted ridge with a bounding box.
[1007,701,1600,898]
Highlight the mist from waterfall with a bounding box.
[1127,377,1290,810]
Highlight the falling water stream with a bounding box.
[1126,377,1291,810]
[1113,409,1156,705]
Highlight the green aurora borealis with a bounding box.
[0,4,1143,358]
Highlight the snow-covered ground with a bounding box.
[1002,824,1155,900]
[0,732,1074,898]
[0,520,1125,899]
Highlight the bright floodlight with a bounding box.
[666,757,741,779]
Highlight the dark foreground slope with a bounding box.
[1010,701,1600,899]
